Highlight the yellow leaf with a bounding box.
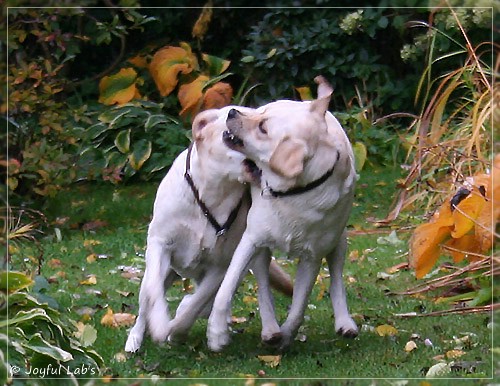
[84,240,102,247]
[295,86,313,101]
[128,54,148,68]
[375,324,398,336]
[149,44,197,96]
[192,1,213,40]
[257,355,281,368]
[202,82,233,110]
[80,275,97,285]
[243,295,257,304]
[451,192,485,238]
[178,75,208,118]
[86,254,97,263]
[98,68,138,105]
[444,234,480,263]
[405,340,418,352]
[101,308,115,327]
[409,222,451,279]
[446,349,466,359]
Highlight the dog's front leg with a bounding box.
[326,230,358,338]
[279,257,322,350]
[250,250,281,345]
[166,267,226,344]
[207,236,257,352]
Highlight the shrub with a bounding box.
[79,100,189,182]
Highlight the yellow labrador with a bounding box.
[125,106,292,352]
[208,77,358,351]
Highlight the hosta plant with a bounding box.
[80,100,189,183]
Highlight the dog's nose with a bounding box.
[227,108,240,120]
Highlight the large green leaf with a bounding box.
[114,129,131,154]
[144,114,170,131]
[24,333,73,362]
[0,271,33,293]
[128,140,152,170]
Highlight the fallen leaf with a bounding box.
[426,362,451,377]
[74,322,97,347]
[86,254,97,263]
[84,239,102,247]
[387,262,409,274]
[257,355,281,368]
[405,340,418,352]
[446,349,466,359]
[377,230,404,246]
[114,352,127,363]
[101,308,136,328]
[231,316,247,324]
[82,220,108,231]
[243,295,257,304]
[47,259,62,268]
[375,324,398,337]
[80,275,97,285]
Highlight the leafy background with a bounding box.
[2,0,498,384]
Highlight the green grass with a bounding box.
[10,166,495,384]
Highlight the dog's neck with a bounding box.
[261,140,340,194]
[187,144,246,216]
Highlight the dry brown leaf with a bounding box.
[100,308,136,328]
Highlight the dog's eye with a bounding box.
[258,121,267,134]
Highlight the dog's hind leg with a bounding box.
[250,250,281,345]
[125,239,176,352]
[279,257,322,350]
[326,229,358,338]
[141,236,175,343]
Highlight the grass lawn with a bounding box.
[11,166,495,384]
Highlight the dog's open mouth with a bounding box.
[242,158,261,184]
[223,130,244,149]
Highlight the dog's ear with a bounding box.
[192,109,220,141]
[309,75,333,115]
[269,137,307,179]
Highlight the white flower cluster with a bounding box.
[339,10,364,35]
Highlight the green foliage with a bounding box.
[79,100,189,183]
[0,272,104,384]
[336,107,404,168]
[239,8,420,113]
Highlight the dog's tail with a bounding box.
[269,260,294,297]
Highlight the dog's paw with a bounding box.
[335,318,359,338]
[125,333,142,353]
[207,324,230,352]
[262,331,283,347]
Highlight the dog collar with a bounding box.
[262,152,340,198]
[184,143,243,237]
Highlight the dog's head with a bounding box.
[223,76,334,184]
[192,106,261,183]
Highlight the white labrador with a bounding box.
[207,77,358,351]
[125,106,292,353]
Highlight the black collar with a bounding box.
[184,143,243,237]
[263,152,340,198]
